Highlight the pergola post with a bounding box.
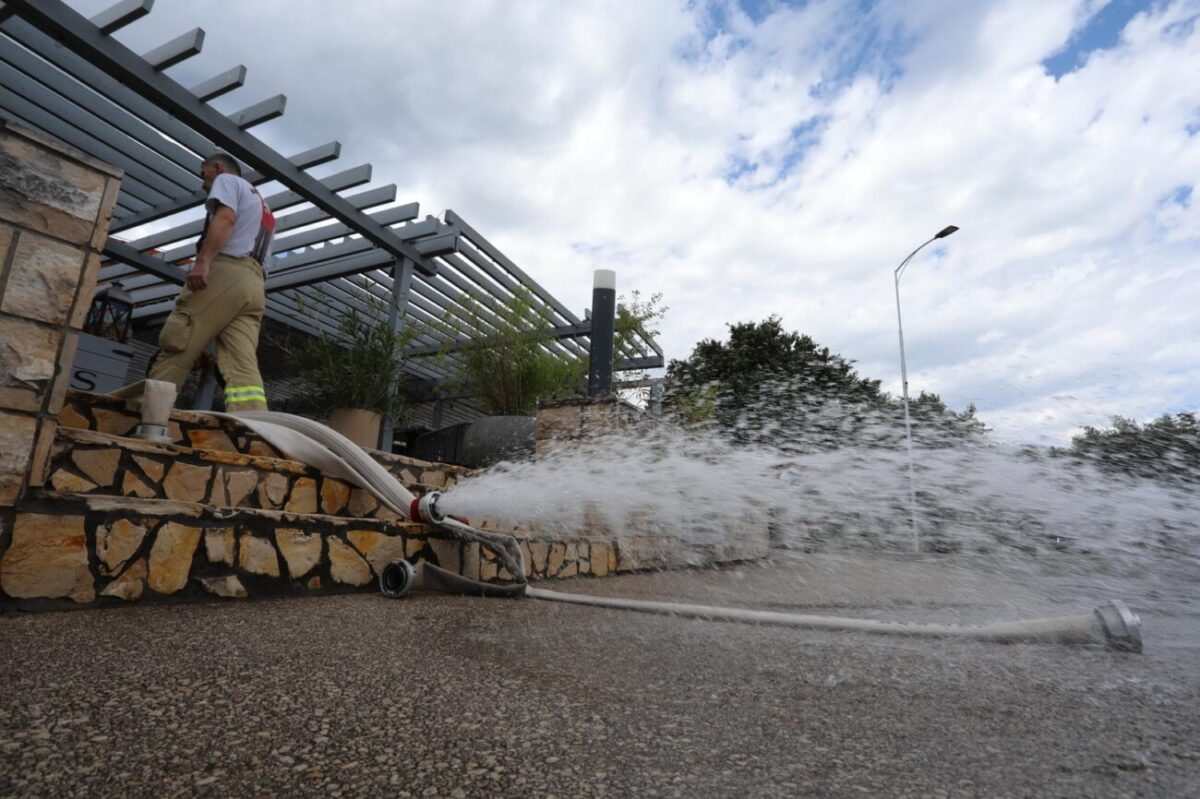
[587,269,616,397]
[378,258,413,451]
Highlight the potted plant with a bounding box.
[288,303,416,449]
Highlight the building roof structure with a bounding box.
[0,0,662,429]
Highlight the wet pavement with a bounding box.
[1,553,1198,798]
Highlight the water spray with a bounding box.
[162,402,1146,654]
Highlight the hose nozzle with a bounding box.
[1093,600,1143,653]
[414,491,446,525]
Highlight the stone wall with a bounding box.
[56,390,473,494]
[534,395,645,458]
[535,396,771,566]
[0,121,122,510]
[0,489,623,609]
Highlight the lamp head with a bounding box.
[935,225,959,239]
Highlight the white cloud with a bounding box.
[66,0,1200,442]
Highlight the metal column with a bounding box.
[378,258,413,451]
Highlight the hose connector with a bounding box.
[415,491,446,525]
[1093,600,1143,653]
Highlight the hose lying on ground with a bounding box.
[205,410,1141,653]
[523,588,1143,651]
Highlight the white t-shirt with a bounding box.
[205,173,275,269]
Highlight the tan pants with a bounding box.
[149,254,268,411]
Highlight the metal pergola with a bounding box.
[0,0,662,434]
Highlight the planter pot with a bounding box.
[328,408,382,450]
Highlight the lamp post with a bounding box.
[894,224,958,553]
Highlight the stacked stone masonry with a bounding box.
[1,390,699,607]
[0,121,123,508]
[0,491,628,608]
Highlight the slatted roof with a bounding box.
[0,0,662,425]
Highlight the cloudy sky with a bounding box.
[72,0,1200,443]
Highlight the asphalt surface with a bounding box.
[1,553,1198,798]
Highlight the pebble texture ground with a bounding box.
[1,555,1197,797]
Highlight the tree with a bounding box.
[1058,412,1199,485]
[449,288,669,415]
[904,391,989,449]
[276,296,417,421]
[613,290,668,404]
[664,316,986,451]
[450,289,585,416]
[666,316,882,411]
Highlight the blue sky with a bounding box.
[1043,0,1152,76]
[80,0,1200,443]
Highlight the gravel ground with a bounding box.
[1,554,1198,798]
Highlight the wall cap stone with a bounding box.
[1,119,124,180]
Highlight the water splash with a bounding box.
[437,384,1200,578]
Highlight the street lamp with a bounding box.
[894,224,958,553]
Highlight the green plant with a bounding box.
[448,289,585,415]
[286,298,418,420]
[613,290,668,403]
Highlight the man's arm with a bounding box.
[188,204,236,291]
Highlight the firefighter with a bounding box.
[149,152,275,411]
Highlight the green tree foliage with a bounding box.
[451,289,586,416]
[451,289,669,415]
[283,303,418,420]
[665,316,986,451]
[613,290,668,403]
[1058,412,1199,485]
[904,391,989,448]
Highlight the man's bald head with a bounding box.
[203,152,242,175]
[200,153,242,192]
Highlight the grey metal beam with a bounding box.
[448,244,522,299]
[334,272,466,351]
[0,40,203,177]
[447,209,581,325]
[433,251,586,362]
[91,0,152,35]
[413,233,458,257]
[141,27,204,71]
[108,141,344,232]
[271,188,403,236]
[0,61,196,194]
[434,247,587,360]
[272,205,421,256]
[151,201,418,266]
[228,93,285,130]
[267,248,395,292]
[0,14,217,155]
[127,238,412,317]
[0,91,173,206]
[0,16,346,231]
[267,272,461,363]
[115,162,374,254]
[99,171,386,287]
[615,355,663,371]
[190,64,245,102]
[402,321,592,358]
[104,238,185,285]
[4,0,438,276]
[252,215,442,273]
